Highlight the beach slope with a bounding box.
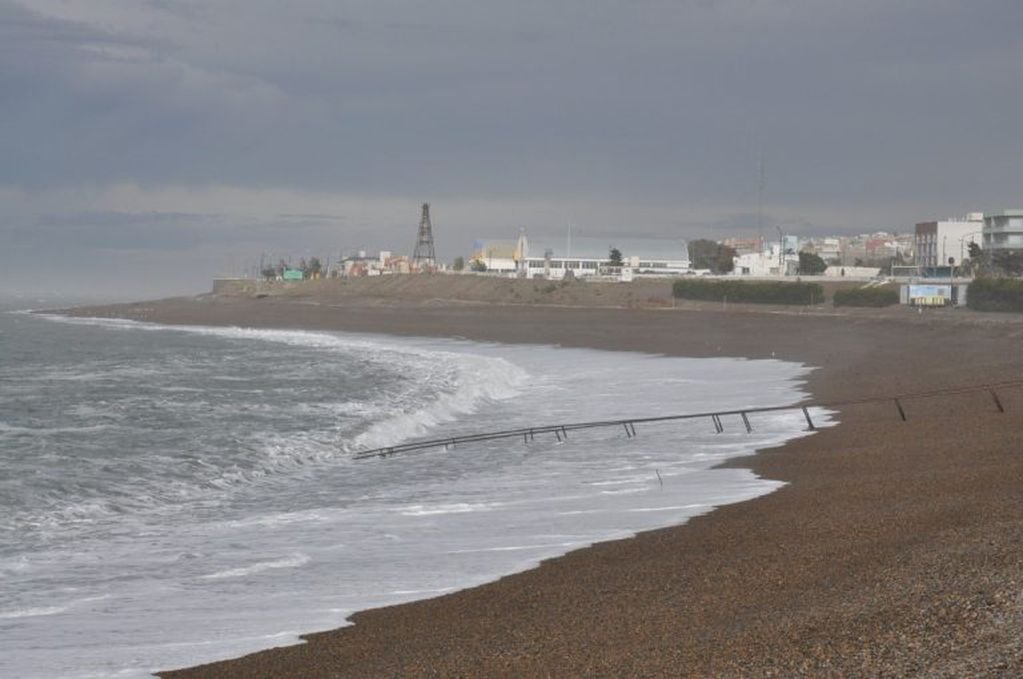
[64,289,1023,676]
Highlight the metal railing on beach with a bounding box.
[351,379,1023,461]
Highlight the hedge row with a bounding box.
[832,287,900,307]
[672,279,823,305]
[966,277,1023,312]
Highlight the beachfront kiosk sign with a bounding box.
[907,284,952,307]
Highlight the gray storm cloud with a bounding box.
[1,0,1021,295]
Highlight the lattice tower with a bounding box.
[411,202,436,268]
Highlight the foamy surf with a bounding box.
[398,502,506,516]
[1,310,833,679]
[201,554,311,580]
[0,595,111,620]
[0,604,71,620]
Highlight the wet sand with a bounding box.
[65,294,1023,676]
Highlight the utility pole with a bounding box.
[757,150,766,252]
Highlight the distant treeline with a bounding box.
[672,279,823,305]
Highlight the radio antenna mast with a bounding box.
[411,203,436,270]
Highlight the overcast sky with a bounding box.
[2,0,1021,296]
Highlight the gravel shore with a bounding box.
[64,288,1023,676]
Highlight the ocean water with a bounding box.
[0,300,831,678]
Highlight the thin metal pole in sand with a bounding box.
[802,406,815,430]
[989,389,1005,413]
[894,398,907,421]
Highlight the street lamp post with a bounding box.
[776,226,784,274]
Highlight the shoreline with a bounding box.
[59,294,1023,676]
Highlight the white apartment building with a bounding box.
[982,210,1023,251]
[914,213,984,267]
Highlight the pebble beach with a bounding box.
[63,284,1023,677]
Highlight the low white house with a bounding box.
[469,232,691,280]
[342,250,412,277]
[733,243,798,276]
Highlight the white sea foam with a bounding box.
[217,509,336,529]
[41,314,530,472]
[586,477,652,486]
[446,542,584,554]
[389,587,455,596]
[625,503,711,513]
[598,487,648,495]
[3,314,835,679]
[398,502,505,516]
[0,422,113,434]
[5,318,532,541]
[0,604,72,619]
[0,595,111,620]
[338,348,527,453]
[201,553,310,580]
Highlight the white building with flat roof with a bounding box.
[914,213,984,267]
[467,234,690,280]
[982,210,1023,251]
[733,249,799,276]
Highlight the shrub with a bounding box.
[832,287,899,307]
[672,279,823,305]
[798,251,828,275]
[687,240,736,274]
[966,277,1023,312]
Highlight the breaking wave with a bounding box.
[6,318,529,536]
